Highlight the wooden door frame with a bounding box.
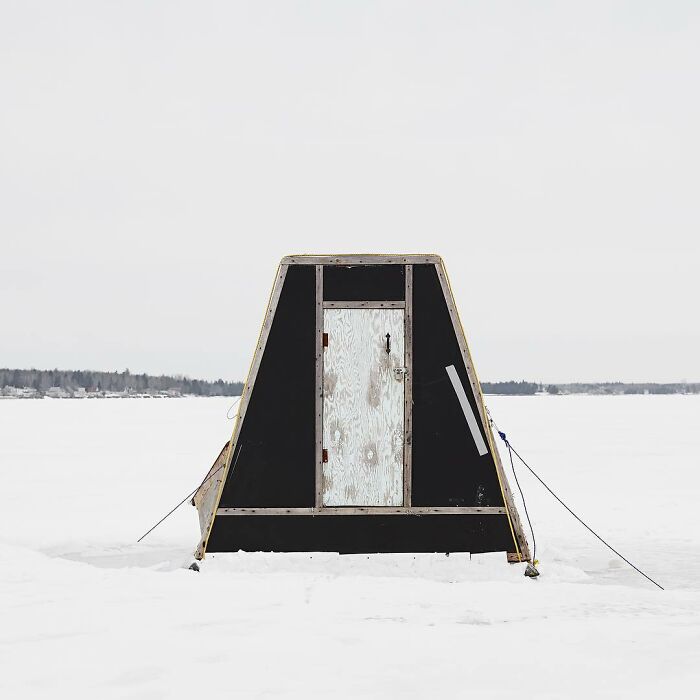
[316,274,412,509]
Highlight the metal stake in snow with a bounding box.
[137,444,242,543]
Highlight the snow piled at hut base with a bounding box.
[1,396,699,699]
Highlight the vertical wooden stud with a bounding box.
[315,264,324,509]
[403,264,413,508]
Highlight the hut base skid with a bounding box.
[192,255,532,565]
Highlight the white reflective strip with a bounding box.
[445,364,488,456]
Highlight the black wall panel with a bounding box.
[208,514,515,554]
[411,265,504,507]
[219,265,316,507]
[323,264,405,301]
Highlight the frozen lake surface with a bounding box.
[1,395,699,698]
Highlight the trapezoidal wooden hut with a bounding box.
[193,254,531,562]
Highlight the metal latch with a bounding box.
[393,367,408,380]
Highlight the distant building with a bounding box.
[46,387,70,399]
[1,386,39,399]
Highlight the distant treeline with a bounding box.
[554,382,700,395]
[2,368,698,397]
[482,381,700,395]
[0,368,243,396]
[481,381,540,395]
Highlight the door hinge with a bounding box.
[322,332,328,348]
[322,448,328,463]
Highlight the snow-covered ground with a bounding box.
[1,395,699,698]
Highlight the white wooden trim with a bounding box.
[445,364,488,456]
[216,506,506,516]
[323,300,405,309]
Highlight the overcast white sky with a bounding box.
[1,1,698,382]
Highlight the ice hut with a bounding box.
[193,255,531,562]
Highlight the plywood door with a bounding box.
[322,308,405,506]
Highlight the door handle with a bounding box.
[385,333,391,354]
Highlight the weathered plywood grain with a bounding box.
[193,441,230,558]
[323,308,405,506]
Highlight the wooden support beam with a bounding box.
[315,264,324,509]
[322,300,405,309]
[403,264,413,508]
[217,506,506,516]
[281,255,441,266]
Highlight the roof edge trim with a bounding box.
[281,254,443,266]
